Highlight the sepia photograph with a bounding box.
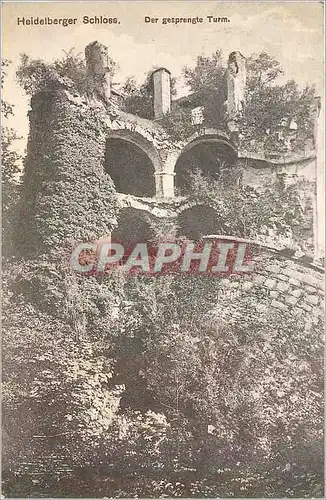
[1,1,324,498]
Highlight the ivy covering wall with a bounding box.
[20,87,119,258]
[2,51,324,498]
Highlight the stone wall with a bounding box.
[240,156,316,192]
[204,247,325,349]
[21,86,119,257]
[210,247,324,327]
[21,46,320,258]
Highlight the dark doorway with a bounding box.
[177,205,223,240]
[175,140,237,195]
[105,138,155,197]
[111,209,155,246]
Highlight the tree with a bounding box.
[121,74,154,119]
[156,49,316,150]
[182,50,227,130]
[122,70,177,119]
[106,272,323,496]
[1,59,22,258]
[181,167,313,252]
[16,48,117,97]
[239,52,316,153]
[245,52,284,91]
[156,51,228,140]
[183,51,225,92]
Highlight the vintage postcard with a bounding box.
[1,1,324,498]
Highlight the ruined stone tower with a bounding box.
[226,51,246,130]
[4,31,324,497]
[22,40,322,272]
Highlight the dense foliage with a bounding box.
[20,86,119,257]
[2,48,323,498]
[1,60,22,258]
[15,48,317,153]
[3,259,324,497]
[121,72,177,120]
[238,53,317,154]
[16,49,117,97]
[123,50,316,152]
[181,168,314,253]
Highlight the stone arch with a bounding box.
[181,129,236,151]
[105,130,163,197]
[177,204,224,240]
[111,208,156,245]
[175,198,217,214]
[174,133,238,196]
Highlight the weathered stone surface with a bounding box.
[85,41,112,101]
[265,278,276,289]
[293,306,304,316]
[152,68,171,119]
[277,281,290,292]
[301,273,319,288]
[271,299,288,310]
[286,295,299,306]
[306,294,319,306]
[266,264,281,274]
[226,51,246,121]
[290,288,303,298]
[242,281,253,291]
[253,274,265,284]
[283,268,320,288]
[289,277,301,287]
[316,278,325,290]
[300,302,312,312]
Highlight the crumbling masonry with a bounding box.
[6,40,323,488]
[22,41,324,319]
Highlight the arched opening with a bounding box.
[111,208,155,246]
[105,138,156,197]
[175,138,237,196]
[177,205,224,240]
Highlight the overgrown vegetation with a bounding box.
[19,76,119,257]
[16,48,116,97]
[122,50,227,138]
[3,261,324,497]
[239,53,317,154]
[1,59,22,258]
[1,47,323,498]
[15,48,317,154]
[122,50,316,152]
[181,168,314,252]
